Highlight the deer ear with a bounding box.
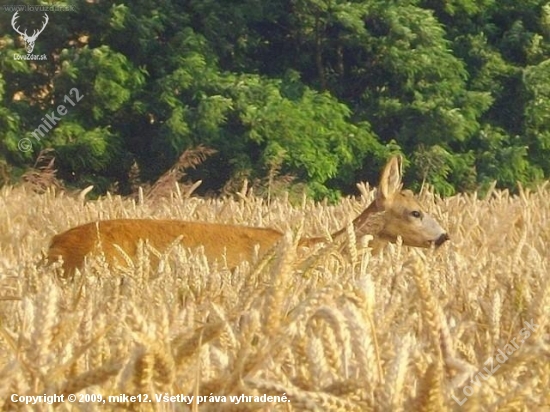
[377,156,403,205]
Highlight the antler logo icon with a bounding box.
[11,11,49,54]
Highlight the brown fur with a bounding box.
[48,157,449,276]
[48,220,283,275]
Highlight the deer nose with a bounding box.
[435,233,450,246]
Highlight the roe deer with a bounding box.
[48,156,449,276]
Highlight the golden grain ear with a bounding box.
[377,156,403,204]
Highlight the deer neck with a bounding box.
[331,199,382,239]
[299,199,385,249]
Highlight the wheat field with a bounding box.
[0,182,549,411]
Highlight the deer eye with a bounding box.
[411,211,422,219]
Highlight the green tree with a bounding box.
[2,0,550,195]
[523,59,550,176]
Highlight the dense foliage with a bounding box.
[1,0,549,197]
